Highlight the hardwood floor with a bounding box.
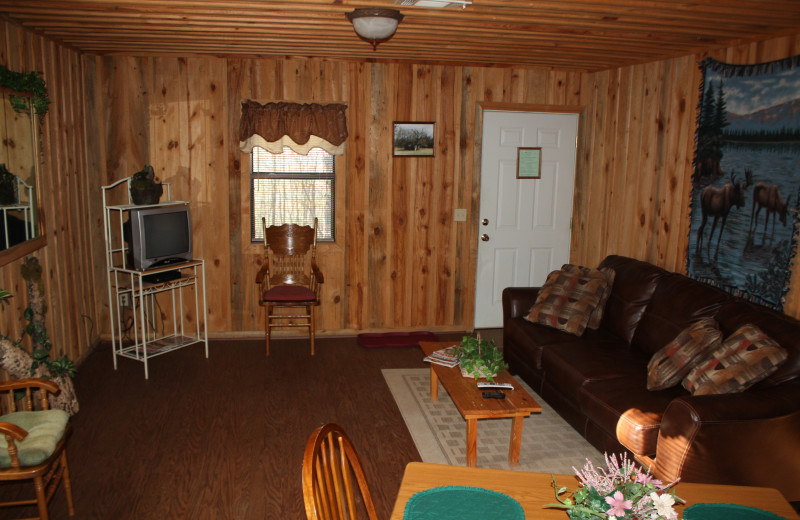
[0,333,466,520]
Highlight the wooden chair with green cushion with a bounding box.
[0,378,74,520]
[256,217,324,356]
[302,423,378,520]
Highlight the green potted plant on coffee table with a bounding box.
[455,334,507,382]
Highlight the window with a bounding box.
[250,146,335,242]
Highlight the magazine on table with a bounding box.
[423,346,459,367]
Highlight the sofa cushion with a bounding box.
[682,324,788,395]
[646,317,722,391]
[561,264,616,330]
[525,269,608,336]
[631,274,729,357]
[577,378,684,456]
[0,409,69,468]
[597,255,669,344]
[505,317,623,370]
[540,342,646,402]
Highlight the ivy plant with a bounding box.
[0,64,50,117]
[455,335,508,382]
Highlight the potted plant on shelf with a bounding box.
[129,164,163,205]
[0,164,17,205]
[455,334,508,382]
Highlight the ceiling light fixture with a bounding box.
[346,8,404,50]
[396,0,471,8]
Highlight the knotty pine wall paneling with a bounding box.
[88,56,231,335]
[0,19,97,367]
[87,55,588,338]
[4,18,800,363]
[571,34,800,320]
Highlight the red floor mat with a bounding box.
[356,331,439,348]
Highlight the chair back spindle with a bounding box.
[303,424,378,520]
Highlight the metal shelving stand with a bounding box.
[102,177,208,379]
[1,177,35,249]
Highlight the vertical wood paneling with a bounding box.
[435,65,457,325]
[7,15,800,357]
[367,63,391,328]
[187,58,229,332]
[226,58,246,331]
[0,19,95,370]
[571,33,800,321]
[391,63,414,327]
[345,61,368,330]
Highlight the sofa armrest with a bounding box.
[652,382,800,501]
[502,287,540,323]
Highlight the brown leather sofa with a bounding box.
[502,255,800,501]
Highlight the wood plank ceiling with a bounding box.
[1,1,800,71]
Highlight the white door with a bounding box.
[474,110,579,328]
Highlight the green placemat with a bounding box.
[403,485,525,520]
[683,503,787,520]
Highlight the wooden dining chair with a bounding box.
[0,378,74,520]
[255,217,324,356]
[302,423,378,520]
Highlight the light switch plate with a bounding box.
[453,208,467,222]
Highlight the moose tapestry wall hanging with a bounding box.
[687,55,800,311]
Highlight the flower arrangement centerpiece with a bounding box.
[546,454,682,520]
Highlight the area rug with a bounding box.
[383,368,603,474]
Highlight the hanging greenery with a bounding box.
[0,64,50,117]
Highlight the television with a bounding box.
[126,204,193,271]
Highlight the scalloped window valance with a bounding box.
[239,101,348,156]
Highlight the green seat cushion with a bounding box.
[0,410,69,468]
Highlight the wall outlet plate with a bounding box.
[454,208,467,221]
[119,293,131,307]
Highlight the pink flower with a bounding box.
[634,472,661,486]
[605,490,633,517]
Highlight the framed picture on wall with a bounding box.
[517,147,541,179]
[393,122,435,157]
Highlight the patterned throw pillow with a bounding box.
[646,317,722,391]
[524,269,608,336]
[681,324,788,396]
[561,264,616,329]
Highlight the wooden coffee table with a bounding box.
[419,341,542,467]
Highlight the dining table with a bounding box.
[389,462,799,520]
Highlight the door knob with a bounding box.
[481,218,489,226]
[481,234,490,242]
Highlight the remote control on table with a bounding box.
[481,391,506,399]
[477,382,514,390]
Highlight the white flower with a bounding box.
[649,492,677,518]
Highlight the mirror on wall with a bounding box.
[0,87,44,265]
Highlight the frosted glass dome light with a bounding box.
[346,8,404,50]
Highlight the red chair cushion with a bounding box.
[262,285,317,302]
